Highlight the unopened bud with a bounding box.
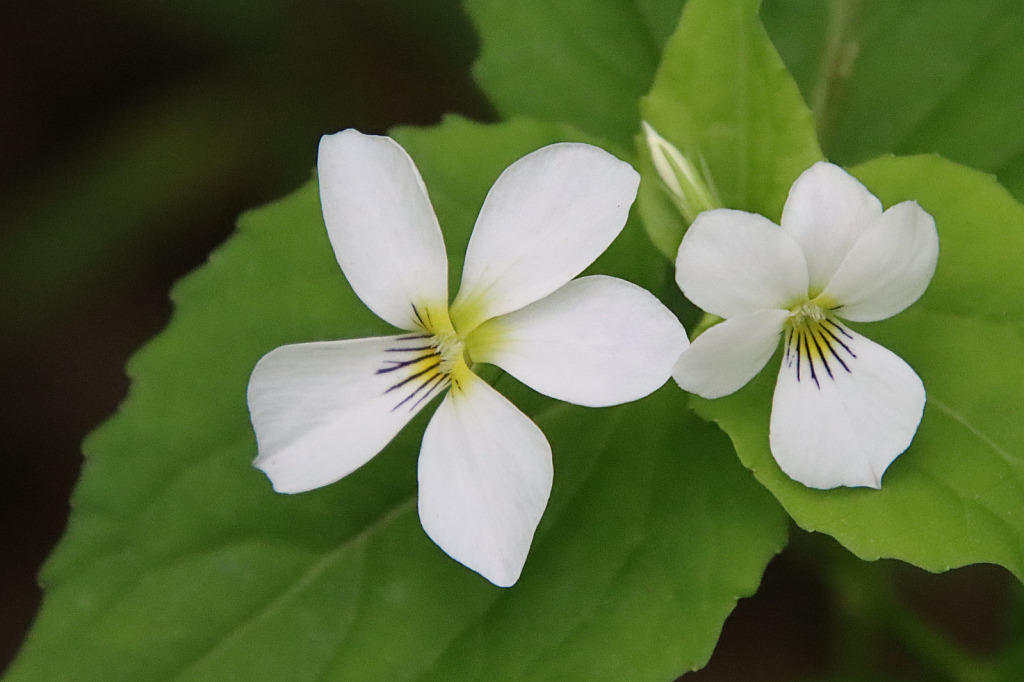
[642,122,720,223]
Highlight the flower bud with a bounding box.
[642,121,720,223]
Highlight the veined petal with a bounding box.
[449,143,639,332]
[780,162,883,294]
[318,130,449,331]
[822,201,939,322]
[467,275,688,407]
[418,371,553,587]
[769,324,925,489]
[675,208,809,318]
[673,309,790,399]
[248,335,450,493]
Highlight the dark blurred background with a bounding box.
[0,1,1015,679]
[0,0,492,668]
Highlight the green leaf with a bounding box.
[762,0,1024,200]
[691,155,1024,581]
[855,155,1024,336]
[464,0,686,148]
[6,116,787,681]
[636,0,823,258]
[467,0,1024,204]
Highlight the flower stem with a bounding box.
[793,530,999,682]
[810,0,863,150]
[873,588,999,682]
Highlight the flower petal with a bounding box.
[780,162,883,294]
[318,130,449,331]
[675,208,809,318]
[822,201,939,322]
[248,335,449,493]
[418,371,553,587]
[769,324,925,489]
[467,275,688,407]
[672,309,790,399]
[449,143,640,331]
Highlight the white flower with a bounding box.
[672,162,938,490]
[247,130,688,586]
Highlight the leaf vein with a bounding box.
[928,395,1019,471]
[163,497,415,682]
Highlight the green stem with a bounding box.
[875,590,998,682]
[810,0,862,149]
[821,542,998,682]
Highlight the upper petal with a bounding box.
[822,201,939,322]
[467,275,688,407]
[248,335,449,493]
[672,309,789,399]
[675,208,809,318]
[318,130,449,331]
[780,162,883,294]
[769,323,925,489]
[418,372,553,587]
[449,143,640,332]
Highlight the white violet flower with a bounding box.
[672,162,938,490]
[247,130,688,586]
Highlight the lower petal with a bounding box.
[467,275,688,407]
[418,372,553,587]
[769,325,925,489]
[248,335,449,493]
[673,309,789,399]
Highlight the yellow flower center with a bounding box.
[376,304,475,410]
[783,300,857,388]
[789,300,827,328]
[431,328,468,377]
